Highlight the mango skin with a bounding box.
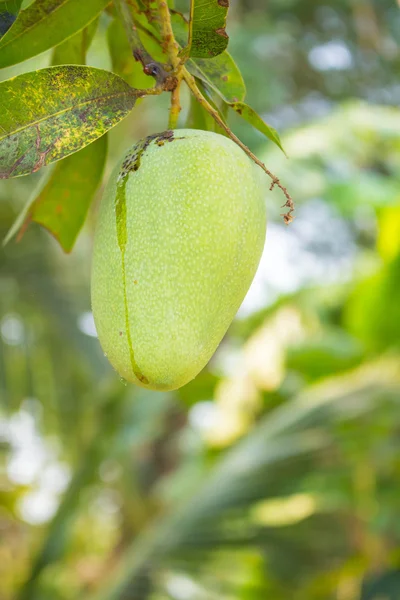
[91,129,267,391]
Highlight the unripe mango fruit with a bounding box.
[91,129,267,391]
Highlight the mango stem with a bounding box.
[156,0,184,129]
[168,75,182,128]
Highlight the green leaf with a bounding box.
[107,17,155,89]
[177,370,219,406]
[187,53,246,103]
[193,80,229,137]
[231,102,287,155]
[171,11,251,139]
[170,9,189,46]
[0,65,137,179]
[186,0,229,58]
[186,89,219,132]
[0,0,109,68]
[286,331,364,382]
[172,11,245,103]
[25,135,107,251]
[51,19,98,66]
[185,43,284,152]
[0,0,21,38]
[190,65,284,152]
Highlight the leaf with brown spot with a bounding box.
[0,65,137,179]
[170,9,188,45]
[171,12,244,102]
[230,102,287,156]
[0,0,109,68]
[185,0,229,58]
[4,134,107,252]
[2,19,109,251]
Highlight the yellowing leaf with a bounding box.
[0,66,137,178]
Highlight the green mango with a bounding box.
[91,129,267,390]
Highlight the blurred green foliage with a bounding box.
[1,1,400,599]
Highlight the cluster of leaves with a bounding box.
[0,0,284,252]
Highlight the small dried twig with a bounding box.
[182,68,294,224]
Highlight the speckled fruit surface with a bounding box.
[91,129,267,391]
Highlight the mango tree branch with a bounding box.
[182,68,294,224]
[156,0,181,68]
[156,0,184,125]
[168,75,182,128]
